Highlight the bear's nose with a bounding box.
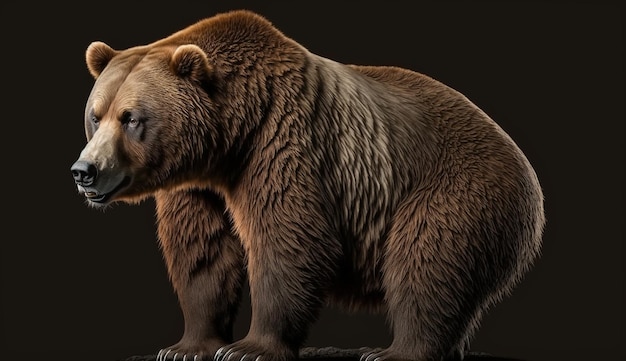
[71,160,97,186]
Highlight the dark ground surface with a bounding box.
[120,347,525,361]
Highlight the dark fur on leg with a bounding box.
[155,189,245,361]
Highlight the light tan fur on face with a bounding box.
[79,119,119,170]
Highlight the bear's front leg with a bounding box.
[155,189,245,361]
[215,198,342,361]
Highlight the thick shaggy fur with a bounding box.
[71,9,545,361]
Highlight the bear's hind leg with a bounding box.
[155,190,245,361]
[366,195,490,361]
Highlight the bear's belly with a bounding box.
[327,270,386,312]
[325,243,387,312]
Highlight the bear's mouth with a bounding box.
[84,176,131,204]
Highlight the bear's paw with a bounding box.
[215,339,294,361]
[157,338,225,361]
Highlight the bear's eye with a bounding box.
[122,111,141,129]
[128,117,139,128]
[90,114,99,124]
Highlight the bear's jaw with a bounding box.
[79,175,131,206]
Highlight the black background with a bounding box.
[1,2,623,361]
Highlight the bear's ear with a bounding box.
[171,44,214,83]
[86,41,118,78]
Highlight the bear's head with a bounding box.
[72,11,304,208]
[71,41,221,207]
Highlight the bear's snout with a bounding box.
[70,156,132,205]
[71,160,97,187]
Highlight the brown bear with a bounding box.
[70,9,545,361]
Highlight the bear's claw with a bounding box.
[214,343,265,361]
[158,348,201,361]
[359,348,385,361]
[214,346,226,361]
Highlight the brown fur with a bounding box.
[71,9,545,361]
